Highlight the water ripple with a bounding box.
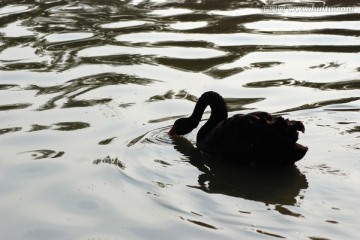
[116,31,360,46]
[18,149,65,160]
[127,126,172,147]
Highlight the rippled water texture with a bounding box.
[1,0,359,239]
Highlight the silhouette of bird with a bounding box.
[168,91,308,167]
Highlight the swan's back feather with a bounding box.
[200,112,307,166]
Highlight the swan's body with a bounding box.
[168,91,308,167]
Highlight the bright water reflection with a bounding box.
[0,0,359,239]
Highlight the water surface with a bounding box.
[0,0,359,239]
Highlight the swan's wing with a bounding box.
[201,112,307,166]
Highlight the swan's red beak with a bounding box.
[168,127,175,136]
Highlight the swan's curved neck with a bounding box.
[188,91,228,146]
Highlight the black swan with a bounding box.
[168,91,308,167]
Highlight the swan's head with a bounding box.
[168,118,195,136]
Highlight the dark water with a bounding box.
[0,0,359,239]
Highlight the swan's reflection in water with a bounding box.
[171,136,308,206]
